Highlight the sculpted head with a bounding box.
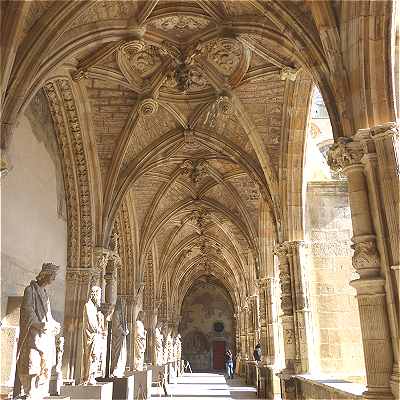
[90,286,102,307]
[36,262,59,286]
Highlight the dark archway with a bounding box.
[180,276,235,371]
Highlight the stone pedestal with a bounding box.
[151,365,167,383]
[132,369,152,399]
[49,372,63,395]
[60,382,113,400]
[97,375,134,400]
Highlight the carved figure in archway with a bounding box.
[15,263,61,399]
[133,311,147,371]
[110,298,129,377]
[154,321,165,366]
[81,286,106,385]
[175,333,182,361]
[165,329,174,363]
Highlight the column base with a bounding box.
[390,363,399,400]
[363,387,394,400]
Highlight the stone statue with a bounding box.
[164,329,174,363]
[154,322,165,366]
[133,311,147,371]
[110,298,129,377]
[49,336,64,395]
[175,333,182,361]
[14,262,61,399]
[81,286,106,385]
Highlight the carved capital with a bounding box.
[327,137,364,173]
[351,236,380,278]
[273,243,289,261]
[66,268,92,284]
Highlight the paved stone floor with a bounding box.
[151,372,257,399]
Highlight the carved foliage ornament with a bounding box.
[149,15,210,36]
[206,39,242,75]
[44,80,93,268]
[121,41,162,77]
[351,240,380,277]
[327,137,364,173]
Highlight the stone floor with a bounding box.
[151,372,257,399]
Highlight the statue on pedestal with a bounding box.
[14,262,61,399]
[133,311,147,371]
[81,286,106,385]
[175,333,182,361]
[154,322,164,366]
[164,329,174,363]
[110,298,129,377]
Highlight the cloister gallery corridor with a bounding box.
[1,1,399,399]
[151,373,257,400]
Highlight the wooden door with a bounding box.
[212,341,226,370]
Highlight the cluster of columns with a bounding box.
[326,124,399,400]
[232,124,399,400]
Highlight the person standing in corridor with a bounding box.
[225,349,234,379]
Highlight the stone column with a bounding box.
[357,124,400,399]
[63,268,92,381]
[328,137,394,400]
[274,244,296,373]
[258,279,268,363]
[285,241,314,373]
[258,277,279,365]
[123,295,136,371]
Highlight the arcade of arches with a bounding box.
[1,1,399,399]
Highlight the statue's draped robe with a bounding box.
[81,301,103,383]
[164,334,174,363]
[16,281,58,396]
[133,320,146,371]
[110,304,128,377]
[155,328,164,366]
[175,336,182,361]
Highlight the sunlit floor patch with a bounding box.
[151,372,257,399]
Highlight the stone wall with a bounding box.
[305,181,365,379]
[0,91,67,387]
[180,279,235,371]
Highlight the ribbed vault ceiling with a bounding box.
[15,0,318,308]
